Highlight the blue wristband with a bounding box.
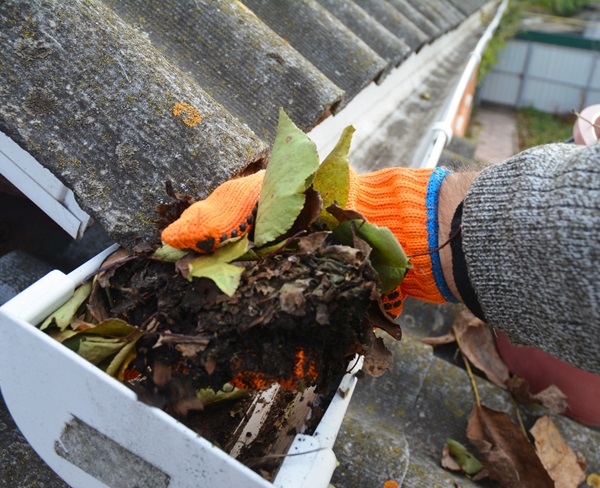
[426,167,459,303]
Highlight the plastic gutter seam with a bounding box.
[421,0,510,169]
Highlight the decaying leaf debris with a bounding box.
[101,231,399,405]
[39,110,409,478]
[39,191,403,477]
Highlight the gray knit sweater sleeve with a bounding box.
[461,142,600,375]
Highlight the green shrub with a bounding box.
[478,1,522,84]
[550,0,587,15]
[527,0,588,15]
[516,107,575,150]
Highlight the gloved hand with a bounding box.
[161,166,458,318]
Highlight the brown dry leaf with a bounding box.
[172,397,206,416]
[175,343,208,358]
[441,443,462,471]
[466,405,554,488]
[97,249,132,287]
[203,357,217,375]
[152,362,172,387]
[367,303,402,341]
[279,282,307,316]
[286,187,322,237]
[507,375,534,404]
[87,279,109,323]
[530,415,585,488]
[507,376,569,414]
[320,245,364,266]
[532,386,569,415]
[154,333,210,351]
[326,202,365,223]
[454,311,509,388]
[297,231,330,253]
[175,252,197,280]
[362,336,393,377]
[421,332,455,346]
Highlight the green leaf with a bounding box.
[153,243,188,262]
[40,282,92,331]
[58,318,140,366]
[313,126,353,229]
[446,439,484,475]
[254,108,320,247]
[333,220,411,294]
[62,335,127,365]
[188,235,249,296]
[196,385,248,406]
[106,338,139,377]
[79,318,137,336]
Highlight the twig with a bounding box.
[453,326,481,408]
[243,447,329,469]
[572,109,600,130]
[407,225,461,259]
[511,396,528,438]
[82,255,140,283]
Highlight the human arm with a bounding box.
[440,142,600,375]
[162,141,600,375]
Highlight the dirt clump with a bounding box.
[103,232,394,408]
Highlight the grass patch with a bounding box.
[516,107,575,150]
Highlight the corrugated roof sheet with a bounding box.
[405,0,460,32]
[104,0,344,142]
[352,0,430,51]
[241,0,388,109]
[0,0,491,250]
[317,0,411,78]
[386,0,442,40]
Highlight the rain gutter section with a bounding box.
[0,130,91,239]
[421,0,510,169]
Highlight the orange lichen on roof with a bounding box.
[173,102,202,127]
[383,481,399,488]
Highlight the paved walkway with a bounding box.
[473,105,519,164]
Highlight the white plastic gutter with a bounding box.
[0,130,91,238]
[421,0,510,169]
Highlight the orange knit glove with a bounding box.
[161,171,263,253]
[161,167,458,317]
[347,166,458,317]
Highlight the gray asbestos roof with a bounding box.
[5,3,600,487]
[0,0,489,250]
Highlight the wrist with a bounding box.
[438,172,478,303]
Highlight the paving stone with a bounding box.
[473,105,519,164]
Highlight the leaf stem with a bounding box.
[573,109,600,130]
[453,325,481,408]
[511,396,528,438]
